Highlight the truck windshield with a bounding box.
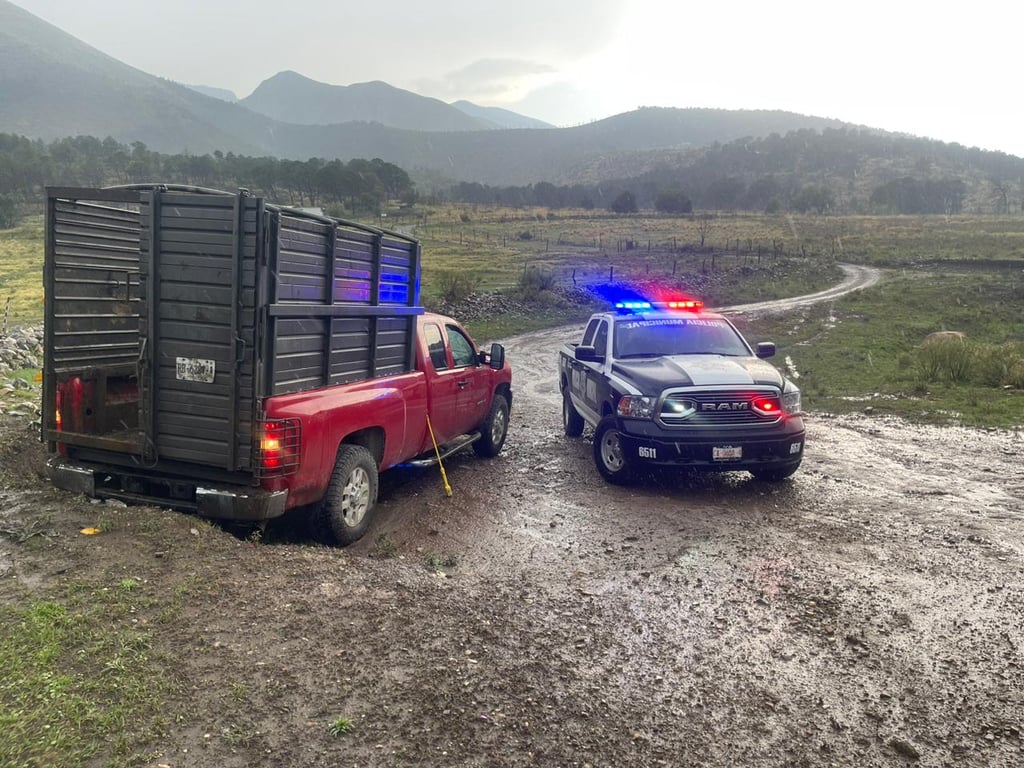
[613,317,750,358]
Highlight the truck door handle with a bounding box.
[457,379,469,389]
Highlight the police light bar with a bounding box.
[664,299,703,310]
[614,300,652,310]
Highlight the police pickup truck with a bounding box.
[558,297,804,485]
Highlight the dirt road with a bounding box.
[2,264,1023,767]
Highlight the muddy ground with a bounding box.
[2,295,1023,767]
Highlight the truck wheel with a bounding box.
[750,460,802,482]
[473,394,509,458]
[317,445,379,545]
[563,390,584,437]
[593,416,636,485]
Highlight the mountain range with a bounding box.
[1,0,1019,195]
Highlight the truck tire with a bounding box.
[563,390,585,437]
[316,444,379,545]
[593,416,636,485]
[750,460,802,482]
[473,393,510,458]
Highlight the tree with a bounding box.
[990,177,1011,214]
[654,189,692,214]
[0,195,17,229]
[609,190,637,213]
[703,177,745,210]
[696,214,713,248]
[791,185,835,214]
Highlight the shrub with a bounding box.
[1007,358,1024,389]
[915,338,971,383]
[518,265,558,299]
[436,270,479,303]
[972,345,1008,387]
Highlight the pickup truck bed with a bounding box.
[42,185,512,544]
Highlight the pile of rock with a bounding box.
[0,326,43,377]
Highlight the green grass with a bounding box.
[0,585,176,768]
[733,267,1024,427]
[328,716,354,736]
[0,216,45,325]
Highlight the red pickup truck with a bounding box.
[42,185,512,544]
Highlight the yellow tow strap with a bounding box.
[425,413,453,497]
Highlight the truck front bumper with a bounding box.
[47,458,289,522]
[617,419,805,471]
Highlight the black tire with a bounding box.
[593,416,636,485]
[473,393,510,458]
[750,459,802,482]
[562,389,584,437]
[315,444,379,545]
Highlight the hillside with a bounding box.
[264,108,851,186]
[451,101,553,130]
[1,0,1022,208]
[0,0,279,155]
[240,72,487,131]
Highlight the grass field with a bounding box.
[730,265,1024,427]
[1,207,1022,426]
[0,217,44,326]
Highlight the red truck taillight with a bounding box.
[255,418,302,479]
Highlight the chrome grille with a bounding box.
[659,390,781,427]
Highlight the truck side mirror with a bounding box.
[575,345,604,363]
[756,342,776,359]
[488,343,506,370]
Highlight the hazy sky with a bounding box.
[11,0,1023,157]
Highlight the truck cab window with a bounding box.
[581,319,601,346]
[447,325,478,368]
[424,323,448,370]
[593,321,609,355]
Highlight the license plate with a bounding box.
[713,445,742,461]
[176,357,216,384]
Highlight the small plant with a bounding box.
[425,552,458,571]
[328,716,354,736]
[369,532,397,559]
[119,578,139,592]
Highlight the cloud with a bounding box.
[421,59,556,102]
[509,81,612,127]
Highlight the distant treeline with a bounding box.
[2,127,1023,230]
[0,133,415,226]
[440,128,1024,216]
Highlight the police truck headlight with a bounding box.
[617,396,657,419]
[781,389,802,415]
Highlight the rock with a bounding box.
[889,737,921,760]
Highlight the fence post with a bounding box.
[2,296,10,335]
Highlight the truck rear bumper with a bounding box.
[47,458,288,522]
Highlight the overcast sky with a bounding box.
[11,0,1023,157]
